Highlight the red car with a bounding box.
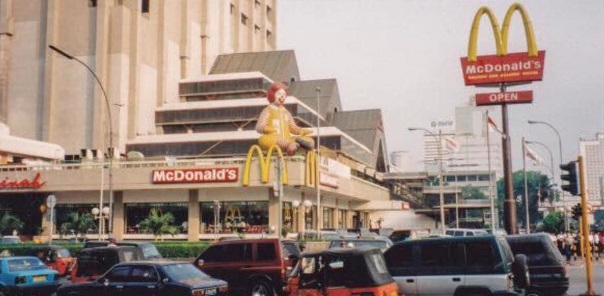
[31,246,75,276]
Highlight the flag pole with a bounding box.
[486,110,496,232]
[522,137,530,234]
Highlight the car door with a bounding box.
[121,265,160,296]
[102,265,132,296]
[414,242,464,296]
[384,244,417,296]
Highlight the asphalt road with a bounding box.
[567,258,604,296]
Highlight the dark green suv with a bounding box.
[384,235,528,296]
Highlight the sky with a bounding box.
[277,0,604,175]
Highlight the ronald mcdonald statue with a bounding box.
[255,82,315,155]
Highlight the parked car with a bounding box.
[0,256,59,296]
[328,237,393,253]
[0,236,22,244]
[30,245,75,276]
[194,238,301,296]
[284,248,399,296]
[83,240,162,260]
[57,261,228,296]
[506,233,569,296]
[384,235,529,296]
[445,228,489,237]
[70,246,144,283]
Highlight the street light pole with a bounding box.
[49,45,115,233]
[528,120,566,231]
[315,87,322,238]
[409,127,446,235]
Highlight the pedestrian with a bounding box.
[108,237,117,246]
[564,233,573,263]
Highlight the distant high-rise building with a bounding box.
[580,133,604,206]
[0,0,277,156]
[391,151,411,172]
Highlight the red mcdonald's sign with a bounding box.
[0,173,46,190]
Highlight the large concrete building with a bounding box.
[580,133,604,207]
[0,1,408,240]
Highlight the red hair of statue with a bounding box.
[266,82,288,103]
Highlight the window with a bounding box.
[266,30,272,40]
[230,3,235,15]
[225,244,252,262]
[106,266,131,282]
[130,265,158,282]
[384,244,413,268]
[254,0,261,8]
[465,241,495,272]
[266,5,272,16]
[141,0,150,13]
[89,0,97,7]
[254,25,261,33]
[241,13,248,25]
[419,243,449,268]
[257,243,276,261]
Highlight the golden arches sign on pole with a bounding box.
[242,144,288,186]
[461,2,545,86]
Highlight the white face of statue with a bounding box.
[275,88,287,105]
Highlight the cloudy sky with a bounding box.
[277,0,604,174]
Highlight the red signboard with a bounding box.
[152,168,239,184]
[475,90,533,106]
[460,51,546,85]
[0,173,46,189]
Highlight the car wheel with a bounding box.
[525,289,542,296]
[512,254,530,289]
[249,279,275,296]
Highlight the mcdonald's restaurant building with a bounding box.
[0,51,400,241]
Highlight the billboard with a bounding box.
[475,90,533,106]
[461,3,545,85]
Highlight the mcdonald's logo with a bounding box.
[242,144,288,186]
[460,3,546,86]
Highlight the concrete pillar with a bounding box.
[112,192,124,241]
[188,190,200,242]
[268,187,278,236]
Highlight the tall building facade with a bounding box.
[580,133,604,206]
[0,0,277,157]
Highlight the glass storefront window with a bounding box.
[323,207,333,229]
[125,203,187,234]
[55,204,97,235]
[200,201,268,234]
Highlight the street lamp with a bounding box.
[527,120,566,231]
[315,87,322,239]
[49,45,115,233]
[92,206,110,240]
[409,127,446,234]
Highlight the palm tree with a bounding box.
[0,212,24,236]
[60,212,96,241]
[139,208,178,241]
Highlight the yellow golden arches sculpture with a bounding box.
[467,3,538,62]
[242,144,288,186]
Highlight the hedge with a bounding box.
[0,241,211,259]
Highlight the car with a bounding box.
[194,238,301,296]
[384,235,529,296]
[30,245,75,276]
[284,248,399,296]
[506,233,569,296]
[57,261,228,296]
[70,246,144,283]
[328,238,393,253]
[0,236,22,244]
[0,256,59,296]
[445,228,490,237]
[83,240,162,260]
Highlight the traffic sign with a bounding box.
[47,195,56,208]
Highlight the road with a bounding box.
[567,258,604,296]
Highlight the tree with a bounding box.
[139,208,178,241]
[496,170,552,229]
[539,211,565,234]
[461,185,488,200]
[59,212,97,241]
[0,212,24,236]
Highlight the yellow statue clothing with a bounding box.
[256,104,314,154]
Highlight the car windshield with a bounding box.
[8,258,47,271]
[141,244,162,259]
[57,249,71,258]
[164,263,210,282]
[1,237,21,244]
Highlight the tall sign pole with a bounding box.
[460,3,546,235]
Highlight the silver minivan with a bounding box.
[445,228,489,237]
